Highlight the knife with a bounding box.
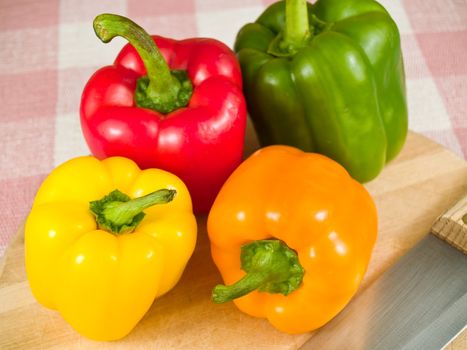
[301,194,467,350]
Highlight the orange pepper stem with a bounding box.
[89,189,176,234]
[212,240,304,303]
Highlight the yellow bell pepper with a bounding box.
[25,156,197,341]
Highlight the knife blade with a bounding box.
[300,194,467,350]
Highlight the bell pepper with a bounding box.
[80,14,247,213]
[234,0,408,182]
[25,156,197,340]
[208,145,377,334]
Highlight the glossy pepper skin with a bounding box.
[81,14,246,213]
[234,0,408,182]
[25,156,197,340]
[208,146,377,334]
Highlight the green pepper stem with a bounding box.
[212,240,304,304]
[93,14,191,114]
[267,0,312,57]
[284,0,311,50]
[89,189,176,234]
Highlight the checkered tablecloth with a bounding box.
[0,0,466,258]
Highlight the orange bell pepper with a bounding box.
[208,145,377,334]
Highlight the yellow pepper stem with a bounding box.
[90,189,176,234]
[212,240,304,303]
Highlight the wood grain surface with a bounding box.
[1,129,466,349]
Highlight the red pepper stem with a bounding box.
[284,0,311,49]
[93,14,183,111]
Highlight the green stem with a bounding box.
[104,189,175,226]
[93,14,192,114]
[267,0,312,57]
[212,240,304,304]
[89,189,176,234]
[283,0,311,49]
[213,271,269,303]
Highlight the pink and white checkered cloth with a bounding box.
[0,0,466,258]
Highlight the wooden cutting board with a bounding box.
[1,128,466,349]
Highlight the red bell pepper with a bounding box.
[80,14,246,213]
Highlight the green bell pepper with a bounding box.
[235,0,408,182]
